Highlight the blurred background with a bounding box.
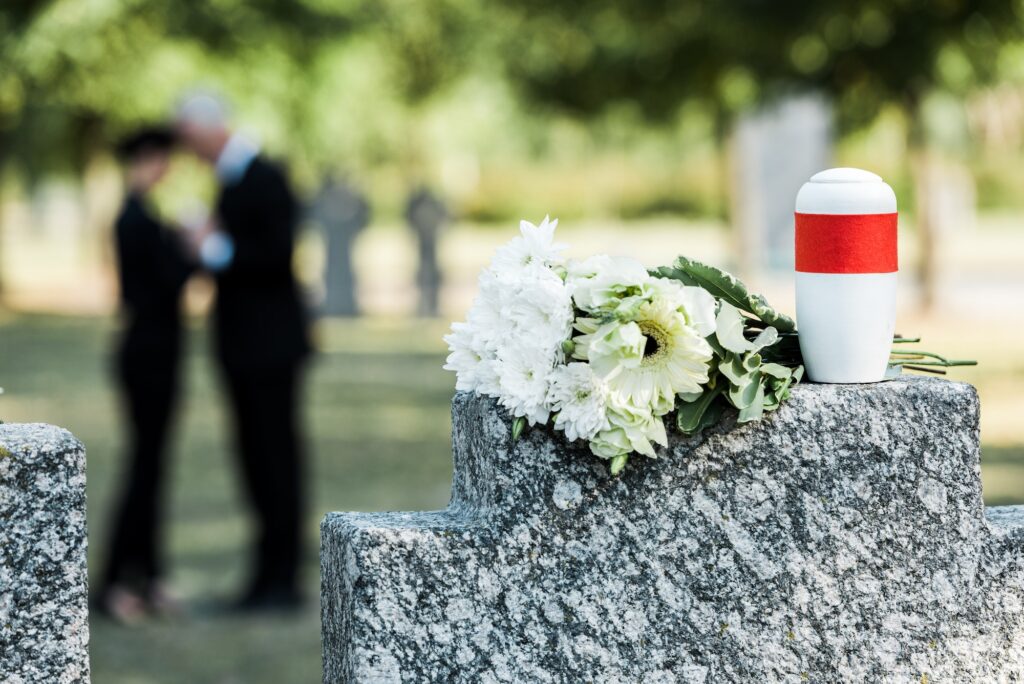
[1,0,1023,681]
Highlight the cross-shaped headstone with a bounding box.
[309,177,370,317]
[404,188,447,318]
[322,377,1024,682]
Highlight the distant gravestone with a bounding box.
[323,378,1024,682]
[0,424,89,683]
[405,188,447,318]
[309,177,370,317]
[732,93,832,272]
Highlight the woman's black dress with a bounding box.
[102,193,192,594]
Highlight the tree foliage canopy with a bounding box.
[2,0,1023,183]
[498,0,1024,129]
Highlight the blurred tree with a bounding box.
[497,0,1024,307]
[0,0,357,297]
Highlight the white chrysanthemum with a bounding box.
[547,363,609,441]
[589,401,667,459]
[443,322,485,391]
[506,276,575,355]
[465,273,514,352]
[490,216,566,277]
[496,344,555,425]
[567,254,652,313]
[443,323,502,396]
[446,216,575,423]
[574,297,713,413]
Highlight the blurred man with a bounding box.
[175,94,311,611]
[100,127,193,623]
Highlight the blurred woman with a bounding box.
[97,128,193,622]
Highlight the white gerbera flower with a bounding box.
[547,363,609,441]
[496,344,555,425]
[567,254,652,313]
[574,297,713,413]
[490,216,566,277]
[648,277,717,337]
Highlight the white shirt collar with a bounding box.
[215,133,260,185]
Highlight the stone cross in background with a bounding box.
[309,177,370,317]
[1,424,89,683]
[732,93,832,274]
[322,377,1024,682]
[405,187,447,318]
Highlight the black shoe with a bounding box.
[229,585,306,614]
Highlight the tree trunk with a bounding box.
[906,101,938,312]
[713,110,747,276]
[0,132,8,301]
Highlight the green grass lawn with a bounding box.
[0,313,1021,683]
[1,313,455,684]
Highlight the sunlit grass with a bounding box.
[1,313,454,684]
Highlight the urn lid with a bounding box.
[795,167,896,215]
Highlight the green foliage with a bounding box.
[662,263,804,436]
[655,256,796,332]
[0,0,481,183]
[496,0,1024,133]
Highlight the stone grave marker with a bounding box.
[322,377,1024,682]
[1,423,89,683]
[405,188,447,318]
[310,177,370,317]
[732,93,832,273]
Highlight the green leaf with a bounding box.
[677,384,724,435]
[609,453,629,475]
[511,416,527,441]
[742,352,762,373]
[760,363,792,379]
[660,257,796,332]
[677,389,704,403]
[749,327,779,352]
[718,353,749,386]
[696,399,727,435]
[728,370,763,409]
[748,294,795,333]
[715,302,752,353]
[737,382,766,423]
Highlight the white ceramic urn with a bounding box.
[794,167,898,383]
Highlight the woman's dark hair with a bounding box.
[115,126,176,161]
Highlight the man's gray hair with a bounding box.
[175,91,230,129]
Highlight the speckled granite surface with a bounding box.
[0,423,89,683]
[322,377,1024,683]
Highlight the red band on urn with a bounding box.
[795,212,898,274]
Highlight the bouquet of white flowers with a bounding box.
[444,217,969,474]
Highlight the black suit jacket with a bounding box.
[115,194,192,369]
[213,156,310,371]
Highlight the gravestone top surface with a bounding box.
[322,377,1024,683]
[0,423,90,683]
